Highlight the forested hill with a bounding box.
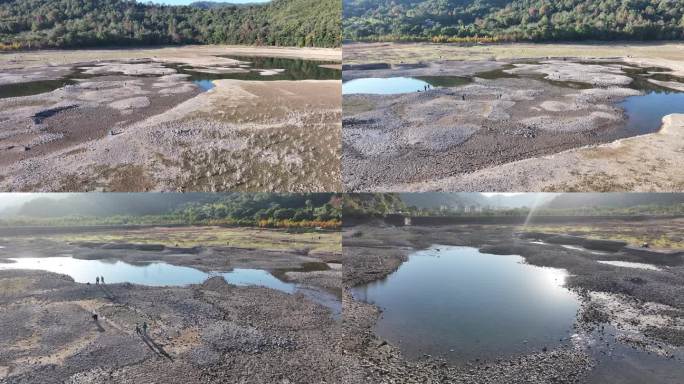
[343,0,684,42]
[0,0,341,50]
[0,193,341,228]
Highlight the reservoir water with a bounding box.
[0,256,293,290]
[618,92,684,135]
[351,245,579,363]
[178,55,341,90]
[342,62,684,136]
[0,256,341,315]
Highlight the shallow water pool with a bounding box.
[351,245,579,363]
[342,77,431,95]
[597,260,661,271]
[178,56,341,91]
[618,92,684,135]
[0,256,296,290]
[0,256,342,315]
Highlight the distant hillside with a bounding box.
[343,0,684,42]
[342,193,556,218]
[0,0,340,50]
[544,193,684,210]
[13,193,220,218]
[2,193,341,228]
[342,193,407,217]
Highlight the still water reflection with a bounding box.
[352,245,579,363]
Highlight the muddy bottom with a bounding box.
[0,269,343,383]
[0,222,344,383]
[0,70,201,168]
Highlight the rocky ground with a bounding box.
[393,113,684,192]
[0,225,343,383]
[342,45,684,192]
[341,220,684,383]
[0,46,341,192]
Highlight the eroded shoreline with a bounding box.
[341,220,684,383]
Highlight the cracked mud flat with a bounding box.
[342,48,684,192]
[0,46,341,192]
[0,225,343,383]
[341,219,684,383]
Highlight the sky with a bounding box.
[146,0,269,5]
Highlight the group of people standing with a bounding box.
[90,275,151,337]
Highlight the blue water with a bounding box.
[193,80,216,91]
[342,69,684,136]
[352,245,579,363]
[343,77,431,95]
[222,268,295,293]
[0,256,342,316]
[619,92,684,135]
[173,56,340,93]
[0,256,294,292]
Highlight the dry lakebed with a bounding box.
[0,225,343,383]
[0,46,342,192]
[342,43,684,192]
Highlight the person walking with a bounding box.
[135,324,141,335]
[96,277,100,285]
[142,322,148,335]
[100,276,105,284]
